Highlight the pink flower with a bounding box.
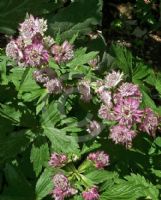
[109,125,137,147]
[86,120,101,136]
[118,82,142,100]
[19,14,47,39]
[33,68,55,84]
[98,104,115,121]
[97,86,112,106]
[82,187,99,200]
[78,80,91,102]
[87,151,109,169]
[24,43,49,66]
[51,41,74,64]
[88,56,100,69]
[139,108,158,137]
[52,174,77,200]
[114,97,143,128]
[104,71,123,89]
[45,78,62,94]
[49,153,67,167]
[6,40,23,62]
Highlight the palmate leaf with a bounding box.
[43,126,79,153]
[47,0,102,40]
[110,45,133,75]
[0,0,58,35]
[30,137,49,177]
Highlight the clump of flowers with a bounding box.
[52,173,77,200]
[51,41,74,64]
[49,152,68,167]
[6,14,74,94]
[82,187,99,200]
[87,151,110,169]
[96,71,159,147]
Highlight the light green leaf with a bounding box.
[30,137,49,177]
[35,168,54,200]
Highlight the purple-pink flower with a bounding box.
[52,174,77,200]
[118,82,142,99]
[104,71,123,89]
[114,97,143,128]
[19,14,47,39]
[6,40,23,62]
[45,78,62,94]
[140,108,158,137]
[82,187,99,200]
[98,104,115,121]
[49,153,67,167]
[51,41,74,64]
[109,125,137,147]
[87,151,109,169]
[97,86,112,106]
[33,67,55,84]
[24,43,49,66]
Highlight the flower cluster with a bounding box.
[6,14,74,94]
[49,152,68,167]
[97,71,159,147]
[87,151,110,169]
[82,187,99,200]
[6,14,49,67]
[52,174,77,200]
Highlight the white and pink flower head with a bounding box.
[82,187,99,200]
[87,151,110,169]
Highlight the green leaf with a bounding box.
[141,89,156,110]
[0,130,30,162]
[43,127,79,153]
[30,137,49,177]
[1,164,35,200]
[48,0,102,40]
[100,181,143,200]
[67,51,98,68]
[41,101,62,127]
[0,55,8,85]
[125,173,159,200]
[35,168,54,200]
[86,170,118,184]
[0,0,58,35]
[110,45,133,77]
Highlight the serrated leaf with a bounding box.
[30,137,49,177]
[125,173,159,200]
[86,170,118,184]
[67,51,98,68]
[35,168,54,200]
[43,126,79,153]
[100,182,143,200]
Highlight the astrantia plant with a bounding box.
[0,9,161,200]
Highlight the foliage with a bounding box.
[0,1,161,200]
